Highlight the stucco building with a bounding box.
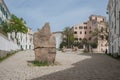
[0,0,20,57]
[73,15,108,53]
[73,22,91,42]
[107,0,120,56]
[73,15,106,40]
[90,15,108,53]
[97,22,109,53]
[0,0,34,51]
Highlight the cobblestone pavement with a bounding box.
[0,50,120,80]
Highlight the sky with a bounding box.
[4,0,109,32]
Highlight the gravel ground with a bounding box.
[0,50,91,80]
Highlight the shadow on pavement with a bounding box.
[31,53,120,80]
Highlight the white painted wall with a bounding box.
[0,33,20,51]
[107,0,120,55]
[16,32,34,50]
[9,28,34,50]
[53,32,63,49]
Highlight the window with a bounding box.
[79,26,83,29]
[79,38,82,41]
[85,31,87,34]
[89,26,91,29]
[74,31,77,34]
[84,26,87,29]
[80,31,82,34]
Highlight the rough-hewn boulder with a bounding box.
[33,23,56,64]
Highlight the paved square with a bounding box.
[0,50,120,80]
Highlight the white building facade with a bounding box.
[0,0,10,24]
[16,28,34,50]
[0,0,20,53]
[107,0,120,56]
[53,32,63,49]
[8,28,34,50]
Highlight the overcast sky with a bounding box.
[4,0,108,32]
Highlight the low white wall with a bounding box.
[0,33,20,51]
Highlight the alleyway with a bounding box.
[0,50,120,80]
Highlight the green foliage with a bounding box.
[73,42,79,46]
[82,38,88,45]
[89,41,97,48]
[60,41,67,49]
[63,27,74,48]
[0,27,8,37]
[73,42,83,49]
[2,14,28,34]
[1,22,10,33]
[33,61,49,66]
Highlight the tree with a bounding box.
[63,27,74,48]
[2,14,28,38]
[82,38,89,50]
[73,42,83,49]
[1,22,10,33]
[89,41,97,48]
[60,42,67,49]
